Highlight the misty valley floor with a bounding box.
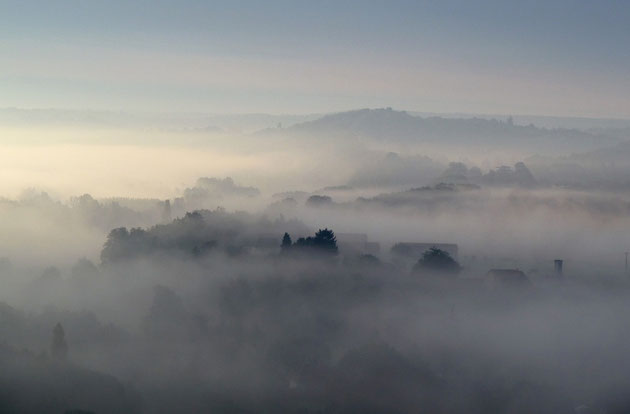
[2,209,630,413]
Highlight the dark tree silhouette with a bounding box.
[313,228,337,253]
[413,247,460,276]
[100,227,131,264]
[281,232,292,251]
[293,228,338,255]
[51,322,68,360]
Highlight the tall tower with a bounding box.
[554,259,563,278]
[161,199,172,223]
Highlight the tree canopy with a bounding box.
[283,228,338,256]
[413,247,461,276]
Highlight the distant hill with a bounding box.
[570,140,630,166]
[264,108,624,153]
[410,111,630,131]
[526,139,630,189]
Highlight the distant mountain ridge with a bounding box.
[267,108,625,153]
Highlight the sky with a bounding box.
[1,0,629,118]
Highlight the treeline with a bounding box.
[101,209,308,263]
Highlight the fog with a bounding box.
[0,107,630,413]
